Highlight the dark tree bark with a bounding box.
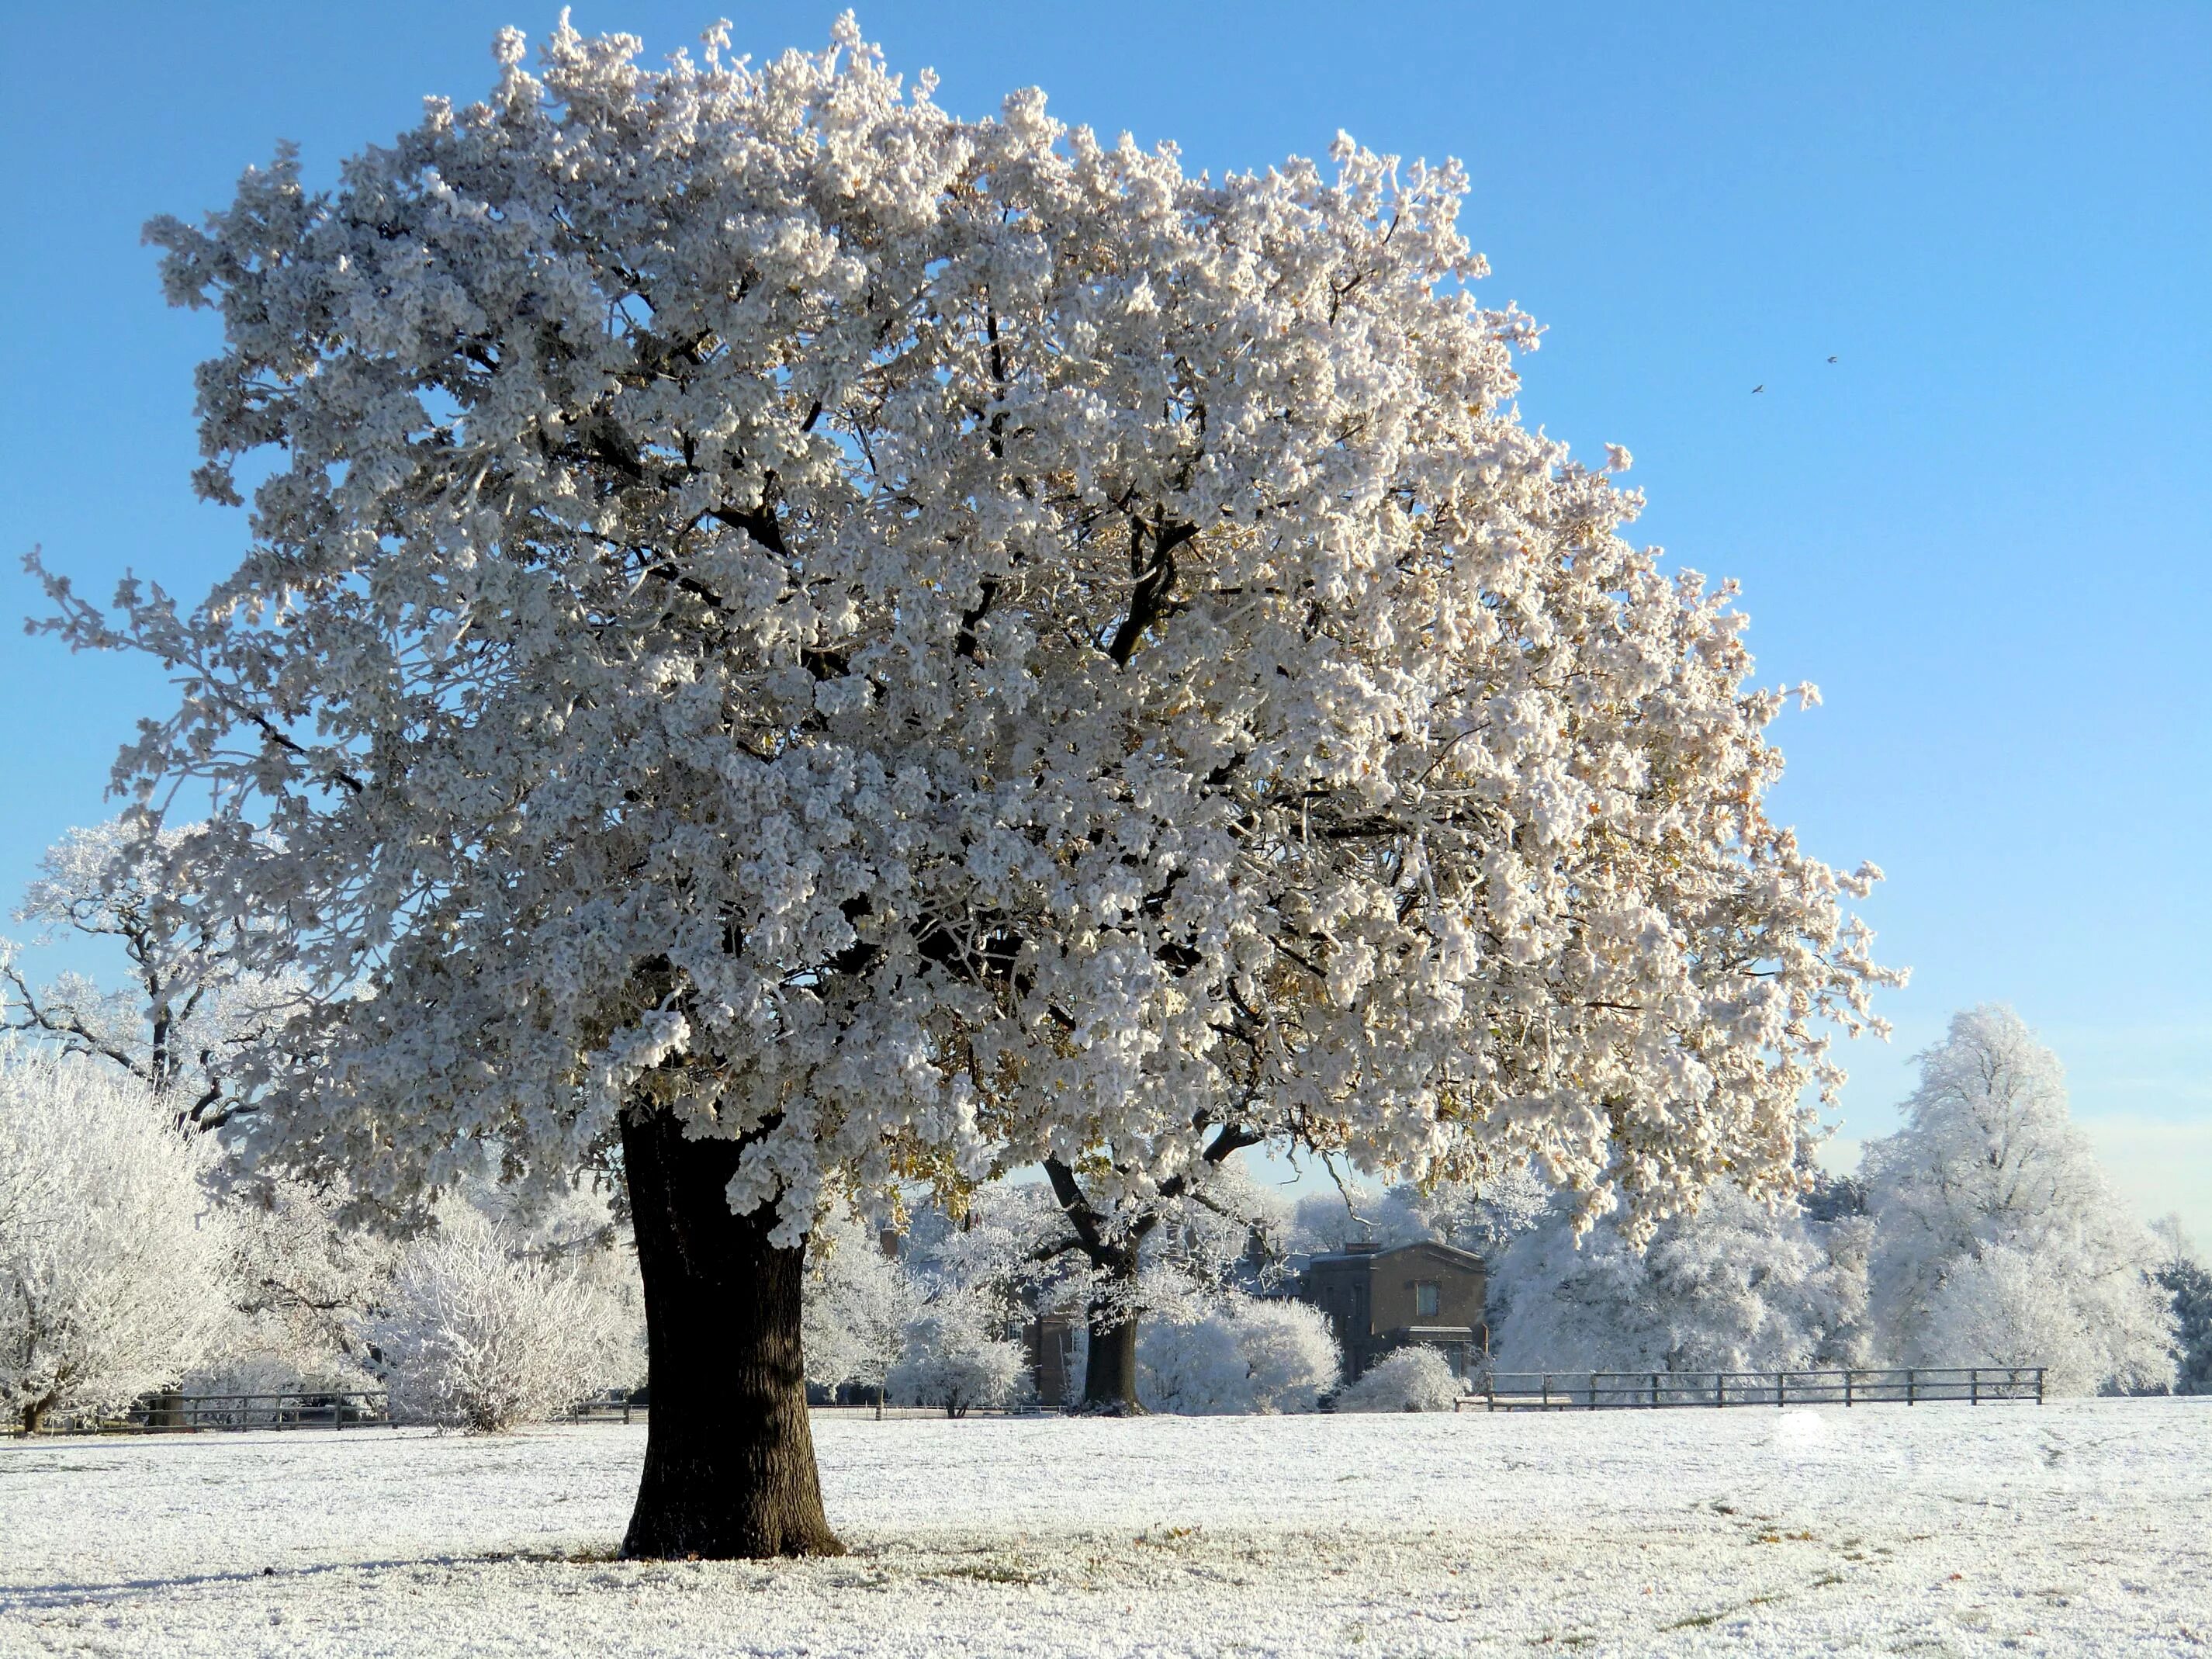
[19,1380,57,1436]
[618,1107,843,1559]
[1080,1247,1144,1413]
[1044,1157,1147,1414]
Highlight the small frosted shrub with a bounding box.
[1338,1346,1463,1412]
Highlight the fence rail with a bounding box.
[10,1368,2048,1436]
[12,1391,394,1436]
[1458,1366,2044,1411]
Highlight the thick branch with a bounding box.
[1107,518,1196,667]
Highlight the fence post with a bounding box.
[1906,1370,1916,1406]
[1486,1376,1496,1413]
[1716,1373,1726,1408]
[1777,1372,1787,1408]
[1844,1371,1854,1408]
[1542,1376,1552,1409]
[1971,1369,1980,1405]
[2035,1368,2044,1405]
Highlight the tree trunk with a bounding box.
[20,1385,56,1436]
[618,1107,843,1559]
[1078,1249,1145,1414]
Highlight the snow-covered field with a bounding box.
[2,1399,2206,1657]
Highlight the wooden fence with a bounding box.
[1457,1366,2045,1411]
[12,1391,394,1436]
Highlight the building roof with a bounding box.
[1304,1238,1487,1273]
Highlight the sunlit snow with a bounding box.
[3,1399,2206,1655]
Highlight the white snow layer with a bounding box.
[2,1398,2206,1656]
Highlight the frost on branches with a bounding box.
[3,818,386,1397]
[34,18,1888,1548]
[1490,1183,1868,1374]
[1290,1164,1550,1259]
[801,1210,919,1408]
[1863,1006,2174,1395]
[187,1174,397,1400]
[372,1196,639,1432]
[2,819,301,1123]
[1137,1296,1338,1414]
[0,1048,230,1432]
[884,1290,1030,1416]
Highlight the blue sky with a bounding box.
[2,2,2206,1236]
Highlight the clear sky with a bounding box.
[2,2,2206,1238]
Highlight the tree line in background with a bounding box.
[3,823,2201,1433]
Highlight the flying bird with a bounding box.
[1826,355,1838,363]
[1752,384,1764,393]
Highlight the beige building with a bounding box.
[1296,1239,1488,1381]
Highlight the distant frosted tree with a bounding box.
[1138,1311,1248,1415]
[1124,1161,1300,1332]
[1337,1345,1463,1411]
[1137,1294,1338,1414]
[1491,1185,1867,1373]
[1919,1247,2078,1376]
[1861,1006,2173,1394]
[2,819,299,1123]
[0,1048,230,1431]
[373,1203,638,1432]
[887,1292,1030,1417]
[802,1210,921,1407]
[2151,1221,2211,1396]
[1233,1298,1343,1412]
[896,1166,1294,1414]
[189,1176,397,1397]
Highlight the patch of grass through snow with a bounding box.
[941,1562,1040,1586]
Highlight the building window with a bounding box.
[1414,1281,1441,1318]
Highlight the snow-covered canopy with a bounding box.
[36,18,1891,1243]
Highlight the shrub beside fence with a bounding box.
[1458,1366,2045,1411]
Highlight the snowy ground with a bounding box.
[2,1399,2206,1657]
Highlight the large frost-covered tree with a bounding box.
[33,19,1889,1549]
[1862,1006,2173,1394]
